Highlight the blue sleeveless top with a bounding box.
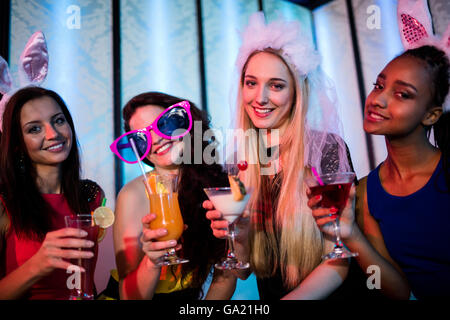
[367,158,450,299]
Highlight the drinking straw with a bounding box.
[129,138,152,194]
[311,167,324,186]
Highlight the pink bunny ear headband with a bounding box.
[0,31,49,131]
[397,0,450,112]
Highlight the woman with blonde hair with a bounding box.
[205,12,355,299]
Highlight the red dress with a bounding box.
[2,183,102,300]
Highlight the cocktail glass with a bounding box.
[203,187,251,270]
[305,171,357,260]
[143,173,189,266]
[64,214,98,300]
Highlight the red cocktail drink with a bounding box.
[309,182,353,215]
[65,215,98,300]
[305,171,357,260]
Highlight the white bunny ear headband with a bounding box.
[235,12,321,78]
[397,0,450,112]
[231,12,351,175]
[0,31,49,131]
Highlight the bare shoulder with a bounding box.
[119,174,147,194]
[113,175,151,278]
[118,175,149,210]
[114,174,150,236]
[117,175,149,208]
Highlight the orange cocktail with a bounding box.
[144,173,188,266]
[148,192,183,241]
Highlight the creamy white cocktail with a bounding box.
[204,187,250,223]
[204,186,251,270]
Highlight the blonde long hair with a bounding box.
[237,49,324,289]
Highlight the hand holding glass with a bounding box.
[64,214,98,300]
[203,187,251,270]
[305,172,357,260]
[143,174,188,266]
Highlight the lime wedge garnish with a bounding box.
[93,206,115,228]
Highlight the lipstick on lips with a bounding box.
[366,109,388,122]
[252,106,274,118]
[44,141,65,153]
[153,141,173,156]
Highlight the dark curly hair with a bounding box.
[398,45,449,189]
[123,92,228,297]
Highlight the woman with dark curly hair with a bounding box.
[0,87,105,299]
[112,92,236,300]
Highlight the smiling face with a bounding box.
[129,104,183,172]
[364,56,437,138]
[20,96,73,170]
[242,51,295,134]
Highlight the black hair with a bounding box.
[399,45,450,189]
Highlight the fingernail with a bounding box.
[169,240,177,246]
[315,195,321,200]
[87,241,95,247]
[330,207,338,213]
[80,230,88,237]
[160,229,168,235]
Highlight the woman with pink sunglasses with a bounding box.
[112,92,237,300]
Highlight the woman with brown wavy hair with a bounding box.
[113,91,236,300]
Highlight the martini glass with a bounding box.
[203,187,251,270]
[305,171,357,260]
